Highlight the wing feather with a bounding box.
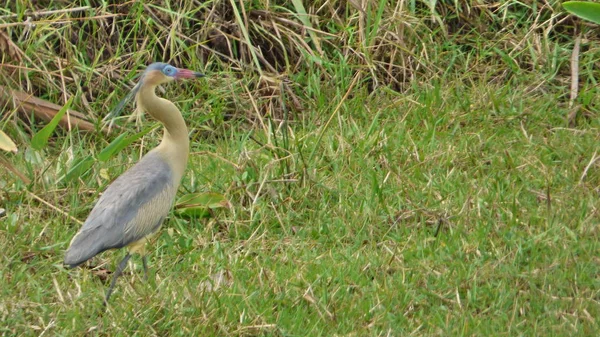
[64,151,175,267]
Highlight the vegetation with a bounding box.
[564,1,600,24]
[1,0,599,335]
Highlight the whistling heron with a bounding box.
[64,62,203,303]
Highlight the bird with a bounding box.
[64,62,204,303]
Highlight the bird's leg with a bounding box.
[142,255,149,281]
[105,253,132,304]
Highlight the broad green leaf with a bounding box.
[564,1,600,24]
[175,192,231,218]
[63,155,95,182]
[97,126,155,162]
[98,132,128,162]
[0,130,17,153]
[31,96,74,150]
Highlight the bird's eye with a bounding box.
[163,66,176,76]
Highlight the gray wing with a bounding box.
[64,151,175,267]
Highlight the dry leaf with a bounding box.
[198,269,232,291]
[0,130,17,153]
[0,85,102,133]
[0,30,22,61]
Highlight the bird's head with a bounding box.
[142,62,204,86]
[105,62,204,127]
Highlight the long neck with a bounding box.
[137,84,190,182]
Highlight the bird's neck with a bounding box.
[137,85,190,182]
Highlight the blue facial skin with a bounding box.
[162,65,177,77]
[145,62,204,79]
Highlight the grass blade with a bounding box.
[291,0,323,55]
[366,0,387,47]
[309,73,360,161]
[228,0,263,75]
[62,155,95,183]
[97,126,155,162]
[31,96,74,150]
[0,153,30,184]
[175,192,231,218]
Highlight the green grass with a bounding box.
[1,0,599,336]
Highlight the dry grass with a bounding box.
[0,1,587,119]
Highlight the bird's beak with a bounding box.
[175,69,204,79]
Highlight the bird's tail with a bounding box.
[63,229,108,268]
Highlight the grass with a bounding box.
[1,0,599,336]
